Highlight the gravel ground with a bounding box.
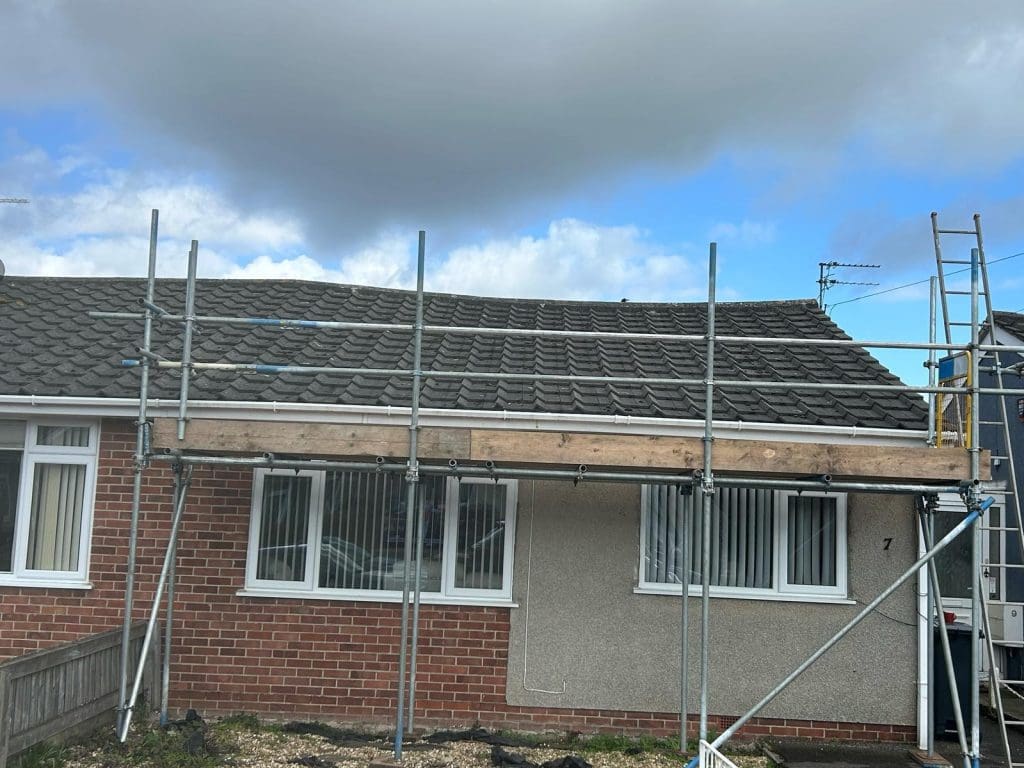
[65,723,771,768]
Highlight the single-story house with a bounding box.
[0,275,979,745]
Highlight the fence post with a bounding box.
[148,621,161,718]
[0,667,10,768]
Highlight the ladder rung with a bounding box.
[980,420,1006,425]
[988,600,1024,605]
[945,290,988,295]
[993,456,1010,461]
[937,228,979,235]
[941,259,974,264]
[999,679,1024,685]
[949,321,975,326]
[985,563,1024,568]
[981,526,1019,531]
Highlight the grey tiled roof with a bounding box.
[995,311,1024,342]
[0,277,928,430]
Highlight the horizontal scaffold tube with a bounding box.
[90,309,1024,355]
[150,452,963,495]
[119,357,1024,396]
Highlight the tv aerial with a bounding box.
[817,261,880,313]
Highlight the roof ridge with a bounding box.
[0,275,818,309]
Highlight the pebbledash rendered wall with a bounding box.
[0,418,917,742]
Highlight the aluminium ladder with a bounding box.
[932,212,1024,767]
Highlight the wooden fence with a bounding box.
[0,623,158,767]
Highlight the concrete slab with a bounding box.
[769,741,917,767]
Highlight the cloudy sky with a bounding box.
[2,1,1024,384]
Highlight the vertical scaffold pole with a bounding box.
[395,231,426,760]
[118,209,159,735]
[680,483,692,751]
[924,278,937,757]
[919,503,970,765]
[968,247,982,768]
[927,277,938,447]
[698,243,717,741]
[408,487,426,732]
[177,241,198,441]
[161,467,183,725]
[118,464,193,742]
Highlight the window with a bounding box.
[246,469,516,602]
[0,420,98,586]
[640,486,847,600]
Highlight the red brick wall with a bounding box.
[0,418,914,744]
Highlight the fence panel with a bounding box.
[0,622,157,767]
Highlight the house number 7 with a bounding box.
[883,538,893,550]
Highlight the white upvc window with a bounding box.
[0,419,99,588]
[245,469,516,602]
[639,485,847,601]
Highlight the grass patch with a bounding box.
[213,713,262,732]
[11,742,68,768]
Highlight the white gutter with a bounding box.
[0,395,930,447]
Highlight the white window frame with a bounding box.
[776,490,847,599]
[244,470,516,603]
[0,418,98,588]
[637,486,848,602]
[443,477,517,601]
[245,468,324,592]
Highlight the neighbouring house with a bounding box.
[0,276,980,745]
[932,311,1024,675]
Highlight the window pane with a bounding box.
[256,475,311,582]
[455,483,507,590]
[36,426,90,448]
[645,486,773,589]
[0,421,25,449]
[787,495,838,587]
[0,452,20,572]
[26,463,85,572]
[934,507,972,600]
[320,471,445,591]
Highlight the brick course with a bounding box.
[0,418,914,744]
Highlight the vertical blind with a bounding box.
[255,474,311,582]
[645,486,782,590]
[26,463,85,572]
[454,483,507,591]
[786,495,837,587]
[319,471,445,591]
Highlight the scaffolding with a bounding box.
[91,210,1024,768]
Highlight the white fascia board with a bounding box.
[0,394,930,447]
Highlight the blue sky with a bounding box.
[2,2,1023,387]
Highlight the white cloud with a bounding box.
[708,220,777,247]
[431,219,700,301]
[0,147,705,301]
[0,146,305,278]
